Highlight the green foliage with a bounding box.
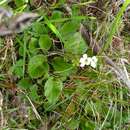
[14,0,28,7]
[64,32,87,54]
[67,119,80,129]
[51,57,74,74]
[1,1,130,130]
[51,11,63,19]
[18,78,32,89]
[39,35,52,50]
[29,37,39,54]
[11,59,24,77]
[102,0,130,52]
[59,21,80,39]
[29,84,39,102]
[44,16,65,44]
[32,22,48,35]
[28,54,49,78]
[44,77,63,104]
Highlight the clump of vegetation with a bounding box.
[0,0,130,130]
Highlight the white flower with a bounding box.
[80,54,91,68]
[79,54,98,68]
[90,56,98,68]
[80,54,88,67]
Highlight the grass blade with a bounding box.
[102,0,130,52]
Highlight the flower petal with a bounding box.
[83,54,88,59]
[90,61,97,68]
[91,56,98,63]
[80,57,85,63]
[80,63,86,67]
[85,57,91,65]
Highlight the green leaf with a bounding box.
[51,57,75,81]
[64,32,87,54]
[67,119,79,129]
[32,22,48,35]
[39,35,52,50]
[29,37,39,54]
[51,11,63,19]
[59,20,80,40]
[29,84,39,102]
[15,0,27,7]
[44,77,63,104]
[18,78,32,90]
[28,54,49,78]
[44,16,65,44]
[80,119,95,130]
[11,59,24,77]
[51,57,73,74]
[19,46,24,56]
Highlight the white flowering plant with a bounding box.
[79,54,98,68]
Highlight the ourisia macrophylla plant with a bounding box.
[79,54,98,68]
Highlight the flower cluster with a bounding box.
[79,54,98,68]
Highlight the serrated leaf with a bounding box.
[39,35,52,50]
[44,77,63,104]
[28,54,49,78]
